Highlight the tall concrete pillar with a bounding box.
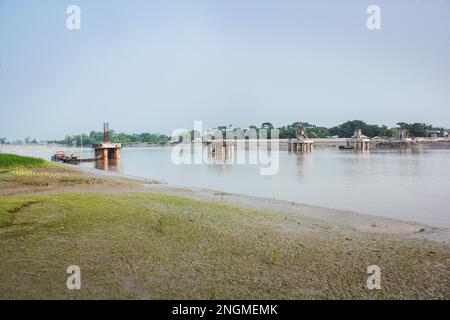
[102,148,108,160]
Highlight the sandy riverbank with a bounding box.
[72,164,450,244]
[0,157,449,299]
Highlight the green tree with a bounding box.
[328,120,387,138]
[396,122,435,137]
[63,135,73,145]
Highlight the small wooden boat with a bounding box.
[62,155,81,163]
[52,152,101,163]
[51,151,66,161]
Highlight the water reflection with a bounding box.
[94,158,121,172]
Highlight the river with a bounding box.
[2,144,449,228]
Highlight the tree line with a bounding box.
[47,130,171,146]
[214,121,447,139]
[1,121,447,146]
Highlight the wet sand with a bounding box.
[74,164,450,244]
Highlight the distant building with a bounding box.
[352,128,369,139]
[426,130,441,138]
[396,129,408,141]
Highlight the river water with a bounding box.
[2,144,449,228]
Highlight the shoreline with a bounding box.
[4,137,450,149]
[1,155,449,299]
[67,164,450,244]
[2,149,449,238]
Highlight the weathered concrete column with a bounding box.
[102,148,108,160]
[102,158,108,170]
[114,149,121,160]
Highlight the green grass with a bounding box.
[0,154,126,189]
[0,206,13,226]
[0,192,449,299]
[0,154,50,171]
[0,154,449,299]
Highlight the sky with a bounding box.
[0,0,449,140]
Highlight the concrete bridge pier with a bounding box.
[288,124,314,153]
[93,123,122,161]
[207,141,235,161]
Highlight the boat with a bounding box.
[62,155,81,163]
[339,145,355,150]
[51,151,66,161]
[64,155,102,163]
[52,152,87,163]
[51,150,101,163]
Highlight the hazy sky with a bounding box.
[1,0,449,140]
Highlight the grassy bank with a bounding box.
[0,153,50,170]
[0,154,138,197]
[0,155,449,299]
